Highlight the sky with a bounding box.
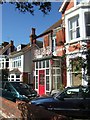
[1,2,62,46]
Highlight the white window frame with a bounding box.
[12,56,21,68]
[69,15,80,40]
[85,12,90,37]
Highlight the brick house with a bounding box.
[59,0,90,86]
[33,20,66,95]
[0,40,15,80]
[8,28,43,84]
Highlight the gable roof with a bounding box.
[10,43,30,56]
[59,0,70,13]
[36,41,43,48]
[43,19,62,35]
[10,41,43,57]
[9,68,21,74]
[0,44,10,55]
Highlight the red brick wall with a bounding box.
[56,29,65,46]
[68,43,81,52]
[62,0,74,17]
[44,35,49,47]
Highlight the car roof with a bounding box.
[66,85,90,89]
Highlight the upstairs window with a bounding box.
[76,0,89,5]
[85,12,90,37]
[69,15,80,40]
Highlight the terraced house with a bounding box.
[59,0,90,86]
[1,28,43,85]
[33,19,66,95]
[9,37,42,84]
[1,0,90,96]
[33,0,90,95]
[0,41,15,80]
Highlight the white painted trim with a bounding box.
[59,0,70,12]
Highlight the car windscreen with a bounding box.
[10,82,31,95]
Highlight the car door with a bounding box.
[2,82,17,102]
[52,87,81,117]
[77,86,90,118]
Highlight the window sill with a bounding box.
[65,37,90,46]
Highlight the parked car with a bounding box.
[0,81,38,102]
[30,85,90,119]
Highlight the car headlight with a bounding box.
[22,95,28,98]
[29,102,31,104]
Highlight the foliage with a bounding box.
[59,84,64,91]
[1,1,51,15]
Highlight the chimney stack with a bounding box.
[30,28,36,45]
[2,42,9,47]
[9,40,14,53]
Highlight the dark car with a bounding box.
[0,81,38,102]
[30,85,90,119]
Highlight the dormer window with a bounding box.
[17,45,21,51]
[85,12,90,37]
[69,15,80,40]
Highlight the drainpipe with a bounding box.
[50,30,54,91]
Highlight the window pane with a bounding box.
[85,12,90,36]
[53,60,60,67]
[46,76,49,91]
[72,73,82,86]
[36,76,38,89]
[36,62,38,69]
[36,70,38,75]
[46,69,49,75]
[71,58,82,72]
[86,26,90,36]
[56,69,60,74]
[76,27,80,38]
[11,75,14,78]
[57,76,61,89]
[43,61,45,68]
[11,79,14,81]
[46,60,49,68]
[39,62,41,68]
[69,15,80,40]
[16,75,20,78]
[16,79,20,81]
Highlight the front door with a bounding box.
[39,70,45,96]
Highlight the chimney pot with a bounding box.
[32,28,36,35]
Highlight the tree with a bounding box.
[1,1,51,15]
[67,48,90,85]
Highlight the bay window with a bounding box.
[85,12,90,37]
[69,15,80,40]
[70,58,82,86]
[12,56,21,68]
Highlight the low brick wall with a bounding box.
[0,97,22,119]
[18,102,68,120]
[0,97,68,120]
